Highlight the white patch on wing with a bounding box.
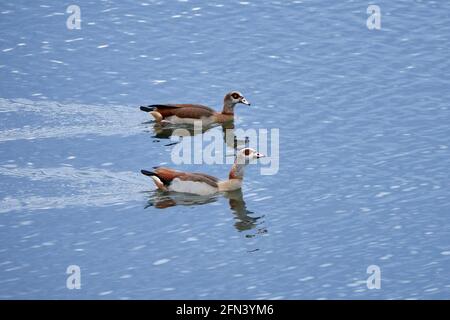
[169,178,218,195]
[151,176,166,190]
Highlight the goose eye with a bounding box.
[244,148,251,156]
[232,93,239,99]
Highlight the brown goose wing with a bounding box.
[149,167,218,188]
[178,172,219,188]
[156,104,216,119]
[152,167,183,185]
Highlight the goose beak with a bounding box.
[256,153,265,159]
[240,97,251,106]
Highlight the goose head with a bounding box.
[224,91,251,107]
[236,148,265,164]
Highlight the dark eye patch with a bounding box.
[231,93,240,99]
[244,148,251,156]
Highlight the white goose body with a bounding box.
[169,178,218,196]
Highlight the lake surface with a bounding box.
[0,0,449,299]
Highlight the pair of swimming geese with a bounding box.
[140,91,264,196]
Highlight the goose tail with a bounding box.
[140,105,156,112]
[141,169,168,191]
[141,169,156,177]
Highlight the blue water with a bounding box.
[1,0,449,299]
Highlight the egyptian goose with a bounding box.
[141,148,264,196]
[140,91,250,125]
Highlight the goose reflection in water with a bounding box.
[144,189,266,235]
[145,120,248,150]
